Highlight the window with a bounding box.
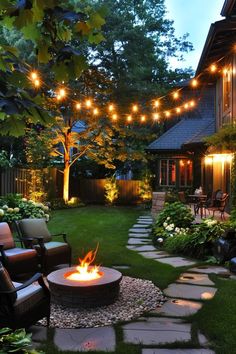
[160,159,176,186]
[179,159,193,187]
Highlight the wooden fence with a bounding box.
[76,179,141,204]
[0,168,142,204]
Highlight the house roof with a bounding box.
[221,0,236,17]
[147,87,215,152]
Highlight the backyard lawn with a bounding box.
[39,205,236,354]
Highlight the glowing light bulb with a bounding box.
[30,72,38,80]
[153,113,159,121]
[127,115,132,122]
[141,115,146,122]
[210,64,217,73]
[191,79,198,87]
[34,79,40,87]
[173,91,179,99]
[190,100,195,107]
[165,111,170,117]
[59,88,66,97]
[85,99,92,108]
[75,102,81,110]
[154,100,160,108]
[112,113,118,121]
[184,103,189,109]
[176,107,181,113]
[108,104,114,112]
[132,104,138,112]
[93,108,99,115]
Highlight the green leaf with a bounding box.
[14,10,34,29]
[0,0,12,10]
[0,116,26,137]
[0,112,6,120]
[37,42,51,63]
[88,32,105,44]
[32,0,44,21]
[59,28,72,42]
[88,12,105,29]
[75,21,91,35]
[0,16,15,29]
[2,45,19,57]
[73,55,88,77]
[52,62,69,82]
[21,24,41,41]
[0,57,7,72]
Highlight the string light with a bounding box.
[210,64,217,73]
[93,108,99,115]
[191,79,198,87]
[34,79,40,88]
[141,115,146,122]
[108,104,114,112]
[75,102,81,110]
[112,113,118,121]
[173,91,179,99]
[165,111,170,117]
[184,103,189,109]
[154,100,160,108]
[153,113,160,121]
[30,71,38,80]
[127,115,132,122]
[176,107,181,114]
[56,88,66,100]
[132,104,138,112]
[85,99,92,108]
[190,100,195,107]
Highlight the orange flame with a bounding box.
[66,245,102,281]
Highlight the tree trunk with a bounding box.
[63,142,70,203]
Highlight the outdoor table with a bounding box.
[188,194,207,218]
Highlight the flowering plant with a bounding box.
[155,202,194,229]
[0,194,50,223]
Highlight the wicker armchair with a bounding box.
[0,222,39,279]
[16,218,71,274]
[0,262,50,329]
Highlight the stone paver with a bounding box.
[123,317,191,345]
[138,251,170,259]
[128,238,150,245]
[189,266,228,275]
[126,245,137,250]
[138,216,152,219]
[112,265,130,270]
[54,327,116,352]
[133,224,151,228]
[198,331,209,347]
[142,350,215,354]
[164,284,217,300]
[137,221,153,224]
[152,298,203,317]
[129,233,150,238]
[156,257,196,267]
[177,273,215,286]
[129,245,157,251]
[129,228,151,233]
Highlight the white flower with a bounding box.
[2,205,8,210]
[0,209,4,216]
[43,205,49,211]
[157,237,163,243]
[170,223,175,228]
[44,214,50,222]
[13,207,20,213]
[163,222,168,228]
[7,208,14,213]
[169,234,174,237]
[21,198,27,202]
[175,227,180,233]
[167,217,170,221]
[28,200,35,204]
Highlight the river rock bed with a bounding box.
[39,276,165,328]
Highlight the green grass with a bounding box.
[36,206,236,353]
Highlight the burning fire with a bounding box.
[66,246,102,281]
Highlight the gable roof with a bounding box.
[221,0,236,17]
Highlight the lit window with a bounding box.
[223,64,232,113]
[160,159,176,186]
[179,160,193,187]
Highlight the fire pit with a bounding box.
[47,248,122,308]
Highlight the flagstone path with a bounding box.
[31,214,230,353]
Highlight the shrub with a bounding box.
[104,176,119,205]
[155,202,194,229]
[0,194,50,223]
[0,327,43,353]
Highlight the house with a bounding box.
[147,0,235,198]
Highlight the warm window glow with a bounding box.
[179,159,193,186]
[204,154,233,164]
[160,159,176,186]
[223,64,232,113]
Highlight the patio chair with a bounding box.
[205,193,229,220]
[0,222,39,279]
[17,218,71,274]
[0,261,50,329]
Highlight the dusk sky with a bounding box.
[165,0,224,71]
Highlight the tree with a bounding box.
[0,0,106,136]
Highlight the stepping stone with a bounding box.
[129,233,150,238]
[126,245,137,250]
[130,245,157,252]
[152,298,203,317]
[198,331,209,347]
[138,251,170,259]
[177,273,215,286]
[189,266,229,275]
[142,350,215,354]
[137,220,153,224]
[139,216,152,219]
[123,317,191,345]
[54,327,116,352]
[157,257,196,267]
[164,283,217,300]
[112,265,130,270]
[128,238,150,245]
[133,224,151,228]
[129,228,151,233]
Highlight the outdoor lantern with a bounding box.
[213,229,236,263]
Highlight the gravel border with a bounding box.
[39,276,165,328]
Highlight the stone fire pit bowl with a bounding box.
[47,266,122,308]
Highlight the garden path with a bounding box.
[31,214,229,353]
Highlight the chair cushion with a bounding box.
[13,282,45,316]
[19,219,52,243]
[36,241,69,256]
[0,222,15,250]
[4,248,37,263]
[0,262,17,302]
